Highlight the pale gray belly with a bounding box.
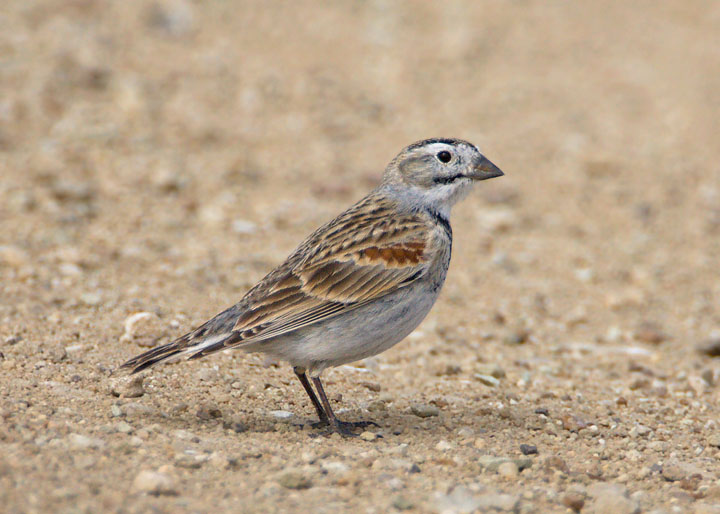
[247,277,444,376]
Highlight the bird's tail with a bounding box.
[118,325,241,374]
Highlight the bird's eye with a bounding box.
[436,151,452,164]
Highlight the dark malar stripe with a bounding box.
[432,174,465,185]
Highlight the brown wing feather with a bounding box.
[120,194,441,369]
[225,194,435,345]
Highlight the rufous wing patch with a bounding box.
[355,240,425,267]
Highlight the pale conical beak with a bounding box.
[467,155,504,181]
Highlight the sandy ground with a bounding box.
[1,1,720,512]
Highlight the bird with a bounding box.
[119,137,504,436]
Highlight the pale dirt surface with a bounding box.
[1,1,720,513]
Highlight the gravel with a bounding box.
[1,2,718,513]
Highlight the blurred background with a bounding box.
[2,0,718,345]
[1,1,719,512]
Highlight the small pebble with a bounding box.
[195,367,220,382]
[544,456,569,473]
[434,486,484,513]
[587,483,638,514]
[629,424,652,438]
[115,421,133,434]
[474,374,500,387]
[590,492,638,514]
[321,461,349,474]
[562,491,585,512]
[697,337,720,357]
[360,381,381,392]
[634,321,667,344]
[707,433,720,448]
[109,375,145,398]
[497,461,519,479]
[231,219,257,234]
[476,363,506,378]
[688,375,709,396]
[410,403,439,418]
[277,470,312,490]
[174,454,205,469]
[47,345,67,363]
[476,492,520,512]
[120,312,167,347]
[504,330,529,345]
[68,434,105,450]
[223,417,248,433]
[131,470,177,495]
[392,495,413,510]
[0,246,29,267]
[360,431,377,441]
[367,399,387,412]
[209,453,235,469]
[457,427,474,438]
[520,444,538,455]
[196,403,222,420]
[435,440,454,451]
[478,455,532,472]
[269,410,294,420]
[662,460,688,482]
[80,292,102,306]
[561,413,588,432]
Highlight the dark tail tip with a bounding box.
[118,341,184,375]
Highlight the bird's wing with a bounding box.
[120,196,440,370]
[224,199,436,346]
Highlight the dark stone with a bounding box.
[520,444,538,455]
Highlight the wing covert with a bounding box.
[227,200,436,345]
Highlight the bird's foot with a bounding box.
[308,419,379,438]
[340,420,379,429]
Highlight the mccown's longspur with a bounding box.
[120,138,504,435]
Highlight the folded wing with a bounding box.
[120,196,437,370]
[217,199,436,353]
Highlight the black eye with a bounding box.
[436,151,452,163]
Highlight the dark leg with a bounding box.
[311,376,378,437]
[294,367,328,423]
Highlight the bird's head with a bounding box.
[382,138,504,215]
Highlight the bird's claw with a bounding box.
[307,419,379,438]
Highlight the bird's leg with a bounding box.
[311,376,355,436]
[310,376,378,437]
[293,367,328,423]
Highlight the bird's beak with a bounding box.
[467,155,504,181]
